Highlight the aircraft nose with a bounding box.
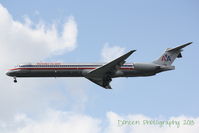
[6,71,11,76]
[6,71,15,77]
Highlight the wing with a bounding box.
[85,50,136,89]
[86,77,112,89]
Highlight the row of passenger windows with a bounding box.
[122,65,133,67]
[19,65,133,67]
[20,65,101,67]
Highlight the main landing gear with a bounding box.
[14,77,17,83]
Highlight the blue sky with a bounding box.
[0,0,199,132]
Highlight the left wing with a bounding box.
[85,50,136,89]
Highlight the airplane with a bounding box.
[6,42,192,89]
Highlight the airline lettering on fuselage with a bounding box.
[37,62,62,65]
[161,54,171,62]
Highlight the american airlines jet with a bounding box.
[6,42,191,89]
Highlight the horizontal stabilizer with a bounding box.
[166,42,192,52]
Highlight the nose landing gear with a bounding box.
[14,77,17,83]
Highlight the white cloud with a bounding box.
[0,110,102,133]
[0,4,81,121]
[0,4,77,67]
[101,43,125,62]
[108,112,199,133]
[0,110,199,133]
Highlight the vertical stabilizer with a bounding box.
[153,42,192,66]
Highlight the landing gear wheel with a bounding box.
[14,77,17,83]
[103,75,112,88]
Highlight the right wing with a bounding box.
[85,50,136,89]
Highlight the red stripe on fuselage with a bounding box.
[9,67,134,71]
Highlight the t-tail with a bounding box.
[153,42,192,67]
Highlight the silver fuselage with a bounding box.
[6,62,173,78]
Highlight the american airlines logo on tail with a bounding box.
[162,54,171,62]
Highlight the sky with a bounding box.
[0,0,199,132]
